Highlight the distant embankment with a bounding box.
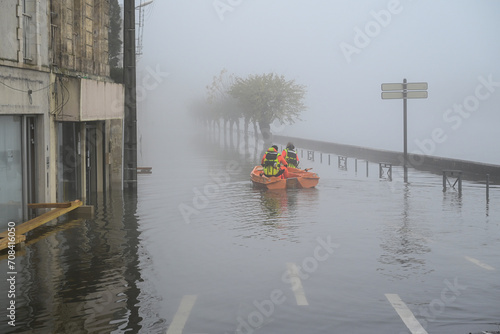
[275,135,500,183]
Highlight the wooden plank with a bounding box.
[0,219,83,256]
[0,200,82,239]
[0,234,26,251]
[28,202,72,209]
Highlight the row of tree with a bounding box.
[198,69,307,140]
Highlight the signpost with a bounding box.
[381,79,428,183]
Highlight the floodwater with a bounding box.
[1,131,499,334]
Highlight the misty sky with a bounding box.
[135,0,500,165]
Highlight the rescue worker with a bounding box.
[261,145,289,178]
[282,142,299,168]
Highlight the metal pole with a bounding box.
[403,78,408,183]
[486,174,490,201]
[123,0,137,190]
[442,171,446,192]
[458,172,462,196]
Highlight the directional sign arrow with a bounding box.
[381,82,428,91]
[381,91,428,99]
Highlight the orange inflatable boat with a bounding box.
[250,166,320,190]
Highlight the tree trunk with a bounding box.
[244,118,249,138]
[229,119,235,147]
[258,120,272,142]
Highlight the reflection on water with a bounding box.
[0,190,164,334]
[259,189,289,218]
[442,190,463,212]
[251,188,319,242]
[378,184,433,280]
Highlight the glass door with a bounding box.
[57,122,82,202]
[0,116,23,226]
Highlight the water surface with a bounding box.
[1,132,499,333]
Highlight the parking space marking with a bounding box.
[465,256,495,271]
[286,262,309,306]
[385,293,428,334]
[166,294,198,334]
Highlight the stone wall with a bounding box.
[51,0,110,77]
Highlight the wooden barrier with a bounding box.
[0,200,83,251]
[28,202,71,209]
[0,235,26,251]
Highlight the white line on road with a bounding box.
[465,256,495,271]
[166,294,198,334]
[286,262,309,306]
[385,293,428,334]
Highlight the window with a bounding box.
[22,0,33,62]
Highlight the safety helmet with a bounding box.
[271,145,278,151]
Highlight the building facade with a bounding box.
[0,0,124,225]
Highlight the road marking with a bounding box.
[286,262,309,305]
[465,256,495,271]
[385,293,428,334]
[166,294,198,334]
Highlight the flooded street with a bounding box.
[1,132,499,334]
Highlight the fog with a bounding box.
[135,0,500,166]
